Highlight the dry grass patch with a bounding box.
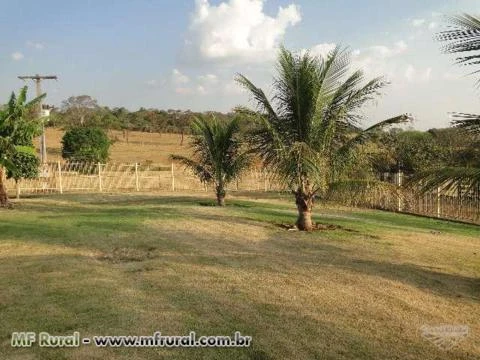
[0,193,478,359]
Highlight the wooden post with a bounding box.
[135,163,140,191]
[436,186,441,218]
[98,162,103,192]
[171,162,175,191]
[57,161,63,194]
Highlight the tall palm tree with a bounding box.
[0,86,44,206]
[171,116,250,206]
[410,14,480,191]
[237,46,409,230]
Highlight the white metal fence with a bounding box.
[5,161,283,195]
[5,163,479,225]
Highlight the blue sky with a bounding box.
[1,0,480,129]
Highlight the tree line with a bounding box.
[48,97,238,138]
[45,94,480,178]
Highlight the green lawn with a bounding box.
[0,192,478,360]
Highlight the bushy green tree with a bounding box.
[61,127,111,163]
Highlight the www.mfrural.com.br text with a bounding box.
[11,331,252,348]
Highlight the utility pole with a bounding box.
[18,74,57,164]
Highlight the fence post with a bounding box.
[264,170,268,192]
[98,162,103,192]
[171,162,175,191]
[57,161,63,194]
[436,186,441,218]
[15,180,21,199]
[135,163,140,192]
[396,170,403,212]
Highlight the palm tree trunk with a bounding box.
[0,166,9,207]
[295,189,314,231]
[216,184,226,206]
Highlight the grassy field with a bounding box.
[41,128,191,164]
[0,192,478,359]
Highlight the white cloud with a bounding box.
[196,85,207,95]
[443,71,458,80]
[187,0,301,63]
[194,73,219,94]
[198,73,218,84]
[172,69,190,84]
[27,41,44,50]
[175,87,193,95]
[308,43,336,58]
[145,79,159,87]
[11,52,24,60]
[405,65,415,82]
[404,65,432,82]
[346,40,408,79]
[369,40,407,58]
[428,22,437,30]
[171,69,193,94]
[304,40,407,80]
[411,18,425,27]
[423,67,432,81]
[224,79,245,94]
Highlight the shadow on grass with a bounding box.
[3,194,479,302]
[154,265,474,360]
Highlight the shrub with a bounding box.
[6,152,40,181]
[61,127,110,163]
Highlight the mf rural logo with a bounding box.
[420,325,469,350]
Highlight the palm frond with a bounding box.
[235,74,279,123]
[170,154,213,183]
[436,13,480,83]
[450,112,480,134]
[273,46,320,142]
[337,114,412,154]
[407,166,480,193]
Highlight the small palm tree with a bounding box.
[171,116,250,206]
[237,46,409,230]
[0,86,44,206]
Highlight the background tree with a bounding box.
[371,129,448,175]
[60,95,99,126]
[171,116,250,206]
[237,46,409,230]
[61,127,111,163]
[0,86,44,206]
